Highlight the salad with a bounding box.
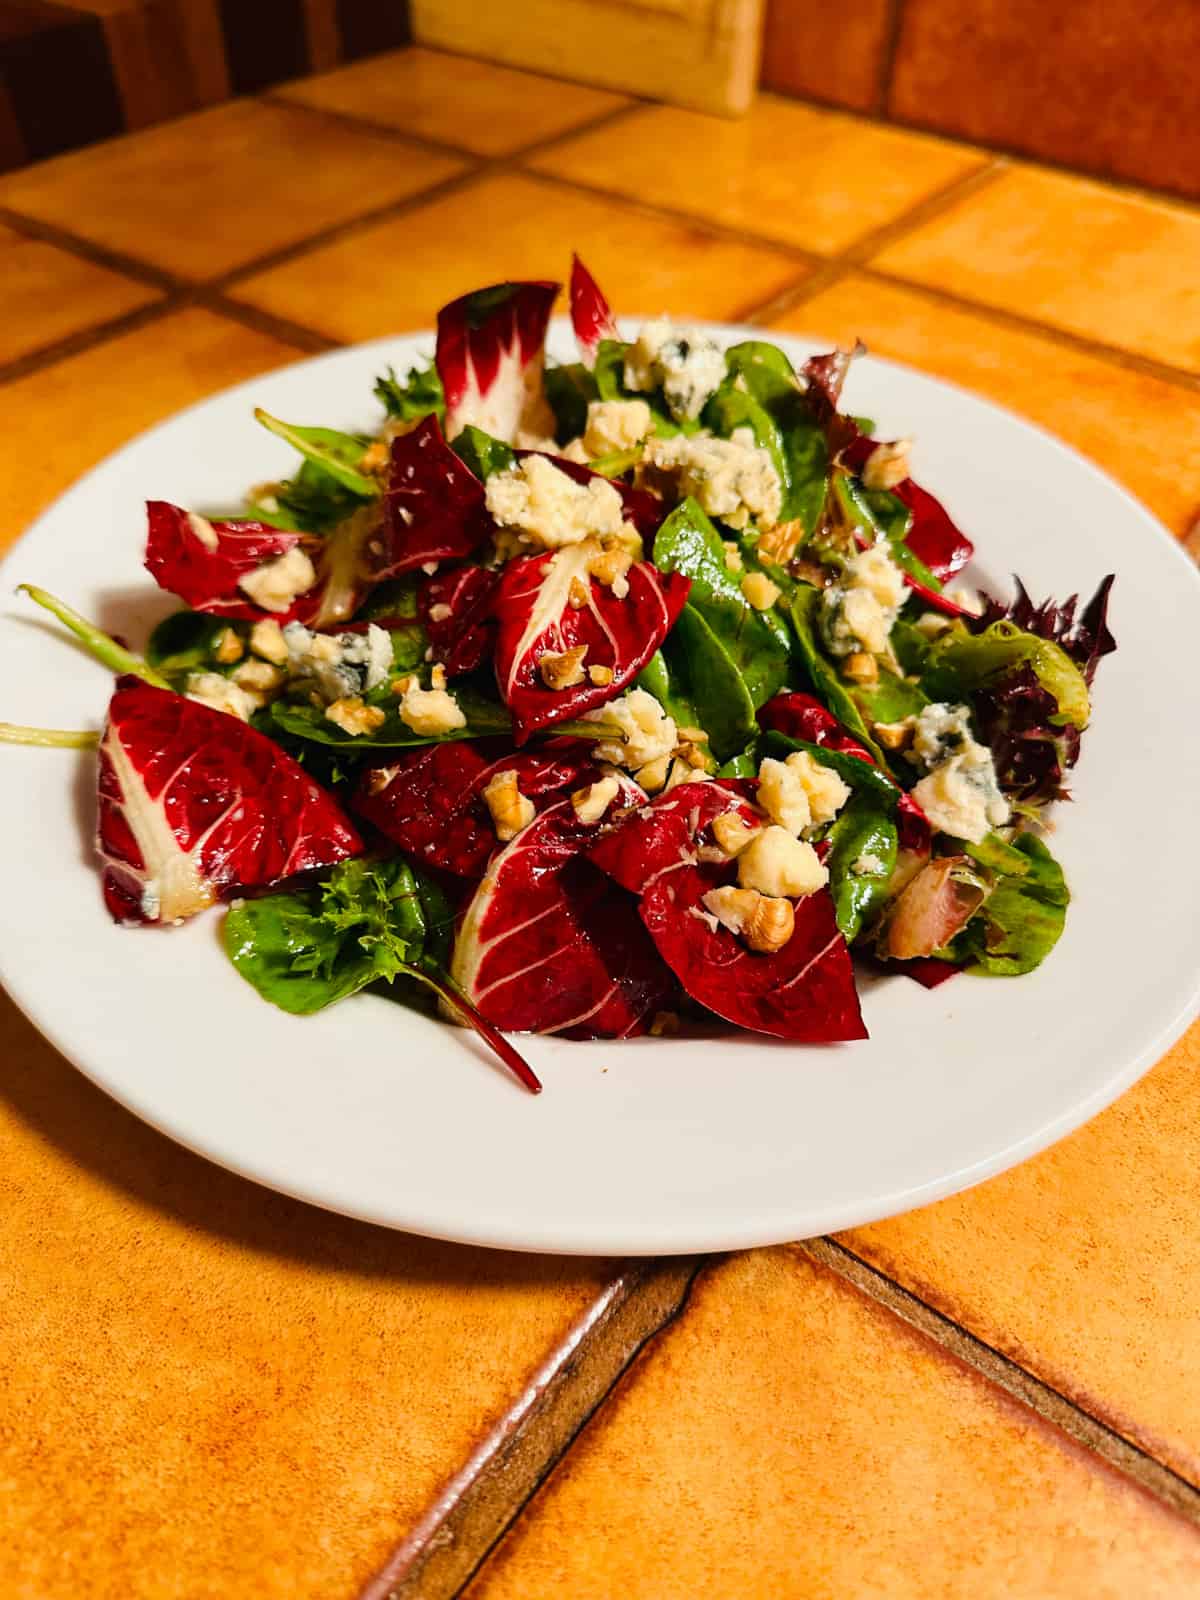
[4,257,1115,1095]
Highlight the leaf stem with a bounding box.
[415,964,543,1095]
[0,722,99,748]
[18,586,171,689]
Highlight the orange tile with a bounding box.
[890,0,1200,201]
[872,166,1200,373]
[841,1020,1200,1486]
[233,171,808,343]
[527,97,984,254]
[0,309,302,547]
[0,224,159,365]
[762,0,891,114]
[769,271,1200,536]
[0,991,614,1599]
[468,1248,1200,1599]
[276,45,629,156]
[0,98,467,280]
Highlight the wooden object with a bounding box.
[411,0,763,116]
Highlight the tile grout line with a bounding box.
[874,0,908,115]
[0,296,192,388]
[359,1258,702,1600]
[803,1237,1200,1523]
[0,205,183,292]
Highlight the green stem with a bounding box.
[18,586,171,689]
[411,963,542,1095]
[0,722,99,749]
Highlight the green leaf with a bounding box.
[952,834,1069,975]
[451,425,516,480]
[270,692,622,751]
[720,341,828,534]
[716,748,758,779]
[833,474,942,592]
[146,609,240,682]
[825,796,899,942]
[544,361,597,443]
[850,671,930,726]
[762,729,901,811]
[787,586,890,766]
[254,411,376,498]
[965,832,1032,877]
[890,618,932,676]
[355,575,423,624]
[662,605,757,763]
[375,361,444,423]
[653,498,790,709]
[920,620,1091,730]
[593,338,697,438]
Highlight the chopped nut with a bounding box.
[875,717,916,751]
[571,775,620,825]
[360,439,389,475]
[539,645,589,691]
[677,726,708,744]
[635,755,670,794]
[214,627,244,664]
[232,658,284,694]
[648,1010,680,1037]
[842,651,878,685]
[712,811,762,857]
[586,535,635,591]
[588,664,614,687]
[364,765,395,795]
[741,571,781,611]
[680,743,709,770]
[249,618,288,664]
[324,697,386,737]
[723,541,744,573]
[430,662,447,690]
[701,885,796,954]
[861,437,912,492]
[482,768,535,841]
[663,757,706,792]
[428,603,452,623]
[568,575,591,609]
[757,518,805,566]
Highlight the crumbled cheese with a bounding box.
[623,319,727,421]
[394,677,466,737]
[586,688,676,769]
[324,697,386,737]
[558,438,591,465]
[237,545,317,614]
[482,769,535,841]
[912,702,976,771]
[788,749,851,825]
[185,672,257,721]
[756,750,850,835]
[280,621,393,704]
[485,454,632,551]
[723,541,744,573]
[571,776,620,825]
[737,826,828,898]
[945,584,984,616]
[848,544,906,613]
[820,584,889,657]
[186,512,220,551]
[909,702,1010,841]
[249,618,288,664]
[911,757,989,843]
[741,571,781,611]
[712,811,762,857]
[852,852,886,876]
[914,610,955,640]
[861,437,912,492]
[642,429,782,530]
[583,399,653,456]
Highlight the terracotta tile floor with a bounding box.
[1,45,1198,1600]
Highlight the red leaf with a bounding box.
[144,501,321,623]
[844,434,974,585]
[98,677,362,925]
[353,741,586,879]
[419,564,500,678]
[493,549,689,742]
[588,778,758,895]
[436,280,560,442]
[641,863,867,1042]
[379,415,492,577]
[569,254,619,366]
[450,783,675,1038]
[803,347,857,420]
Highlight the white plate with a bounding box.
[2,322,1199,1256]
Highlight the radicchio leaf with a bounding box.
[569,254,620,367]
[144,501,322,623]
[588,778,759,895]
[493,549,689,742]
[973,574,1117,685]
[98,676,362,925]
[353,741,586,879]
[436,279,560,443]
[450,782,675,1038]
[378,414,492,577]
[419,564,500,678]
[802,347,858,421]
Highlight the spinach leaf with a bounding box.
[788,586,889,766]
[965,831,1031,877]
[921,620,1091,730]
[833,474,942,591]
[544,361,597,443]
[891,617,932,676]
[146,610,239,682]
[224,856,452,1015]
[661,605,757,763]
[850,671,929,726]
[716,748,758,778]
[720,342,828,534]
[825,796,899,942]
[451,424,516,481]
[762,729,900,811]
[375,361,444,424]
[951,834,1068,975]
[355,575,423,623]
[653,498,790,709]
[254,411,377,498]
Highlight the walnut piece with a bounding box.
[324,697,386,736]
[701,885,796,954]
[482,769,536,842]
[539,645,589,690]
